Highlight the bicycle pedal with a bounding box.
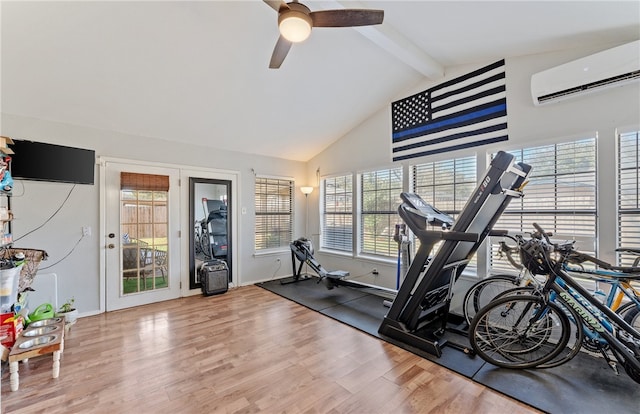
[608,361,620,375]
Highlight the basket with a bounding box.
[0,248,48,293]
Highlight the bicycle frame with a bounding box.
[544,264,640,372]
[564,266,640,312]
[499,234,640,315]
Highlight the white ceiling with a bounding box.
[2,1,639,161]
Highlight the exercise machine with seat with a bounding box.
[285,237,349,285]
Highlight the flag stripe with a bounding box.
[391,60,508,162]
[393,118,507,158]
[393,122,508,153]
[393,136,508,161]
[430,59,506,94]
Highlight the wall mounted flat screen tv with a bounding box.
[10,140,95,185]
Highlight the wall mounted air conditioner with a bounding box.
[531,39,640,105]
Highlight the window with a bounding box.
[255,177,293,251]
[412,156,477,269]
[618,131,640,267]
[321,174,353,252]
[120,172,169,294]
[412,156,477,217]
[491,137,597,273]
[360,167,403,257]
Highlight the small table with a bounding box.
[8,319,65,391]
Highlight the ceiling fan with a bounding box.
[263,0,384,68]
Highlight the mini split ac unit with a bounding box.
[531,39,640,105]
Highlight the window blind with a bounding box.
[322,174,353,252]
[618,131,640,267]
[254,177,293,250]
[360,167,403,257]
[120,172,169,191]
[491,137,597,273]
[412,156,477,270]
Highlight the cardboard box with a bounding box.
[0,313,24,347]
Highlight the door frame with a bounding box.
[98,157,240,312]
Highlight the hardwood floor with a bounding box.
[2,286,540,413]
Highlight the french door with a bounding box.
[104,161,181,310]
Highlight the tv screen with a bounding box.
[9,140,95,185]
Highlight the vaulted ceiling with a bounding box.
[2,1,638,161]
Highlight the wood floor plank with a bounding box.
[1,285,540,413]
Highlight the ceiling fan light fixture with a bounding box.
[278,11,312,42]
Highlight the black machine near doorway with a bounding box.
[189,178,232,290]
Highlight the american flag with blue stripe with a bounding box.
[391,60,508,162]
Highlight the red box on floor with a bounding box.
[0,313,23,347]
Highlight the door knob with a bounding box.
[108,244,115,249]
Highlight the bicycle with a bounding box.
[463,234,640,327]
[194,219,211,259]
[468,223,640,383]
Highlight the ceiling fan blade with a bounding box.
[269,35,293,69]
[263,0,289,13]
[310,9,384,28]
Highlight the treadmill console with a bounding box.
[400,192,454,229]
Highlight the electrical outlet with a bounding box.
[372,268,379,275]
[82,226,91,237]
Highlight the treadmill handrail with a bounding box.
[398,204,479,244]
[410,227,479,243]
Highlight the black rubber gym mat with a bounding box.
[257,279,640,413]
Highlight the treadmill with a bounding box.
[378,150,532,357]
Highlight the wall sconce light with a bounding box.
[300,186,314,196]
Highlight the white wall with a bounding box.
[0,113,310,316]
[307,45,640,304]
[2,43,638,318]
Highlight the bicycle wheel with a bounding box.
[200,230,211,259]
[194,231,203,254]
[491,287,584,368]
[469,294,571,369]
[623,306,640,331]
[463,274,518,324]
[617,302,640,328]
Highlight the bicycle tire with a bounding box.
[617,302,640,324]
[200,231,211,259]
[463,274,518,325]
[623,306,640,331]
[194,231,203,254]
[469,294,571,369]
[491,287,585,368]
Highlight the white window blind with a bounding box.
[412,156,477,271]
[618,131,640,267]
[491,137,597,273]
[255,177,293,251]
[321,174,353,252]
[360,168,403,257]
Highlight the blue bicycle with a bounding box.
[468,224,640,382]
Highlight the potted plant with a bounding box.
[56,297,78,327]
